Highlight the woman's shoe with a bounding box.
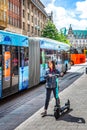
[41,111,47,117]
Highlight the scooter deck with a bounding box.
[60,106,68,112]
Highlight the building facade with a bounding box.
[21,0,48,36]
[0,0,8,29]
[0,0,48,36]
[67,25,87,49]
[5,0,22,34]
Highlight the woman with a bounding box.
[41,60,61,117]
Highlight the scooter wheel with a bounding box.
[54,111,60,120]
[54,106,60,120]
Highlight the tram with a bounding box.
[0,30,70,99]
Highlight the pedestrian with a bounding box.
[41,60,62,117]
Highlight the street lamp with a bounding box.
[35,25,40,30]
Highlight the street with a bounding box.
[0,63,86,130]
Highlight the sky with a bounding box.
[40,0,87,31]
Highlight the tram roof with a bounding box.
[0,30,29,47]
[0,30,70,51]
[29,37,70,51]
[0,30,28,38]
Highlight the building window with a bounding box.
[83,40,85,43]
[27,24,30,32]
[35,28,37,35]
[31,16,33,23]
[23,22,25,30]
[14,19,17,27]
[31,26,33,33]
[76,40,78,43]
[23,0,25,6]
[35,9,37,15]
[79,40,81,43]
[70,40,73,44]
[18,7,19,15]
[28,1,30,9]
[14,5,18,14]
[23,10,25,18]
[13,4,14,12]
[38,30,40,36]
[9,16,12,25]
[9,2,13,11]
[38,11,39,17]
[39,13,41,19]
[8,16,9,23]
[38,20,40,26]
[31,5,33,12]
[35,17,37,24]
[18,20,21,28]
[28,13,30,20]
[13,18,14,26]
[8,1,9,10]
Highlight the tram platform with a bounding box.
[15,73,87,130]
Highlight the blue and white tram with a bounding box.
[0,30,70,99]
[29,37,70,83]
[0,30,29,98]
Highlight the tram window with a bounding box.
[12,47,18,76]
[40,49,43,64]
[40,49,57,64]
[24,48,29,66]
[11,46,19,87]
[0,45,2,66]
[40,49,42,64]
[40,49,46,64]
[20,47,24,67]
[45,50,57,63]
[20,47,29,67]
[3,45,11,89]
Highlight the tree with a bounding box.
[41,21,70,45]
[41,21,59,40]
[58,32,70,45]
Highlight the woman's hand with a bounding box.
[60,72,64,77]
[48,74,52,77]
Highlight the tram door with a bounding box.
[0,45,2,98]
[2,45,11,97]
[19,47,29,91]
[2,46,19,97]
[11,46,19,93]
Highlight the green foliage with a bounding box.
[58,32,71,45]
[41,21,59,40]
[41,21,70,45]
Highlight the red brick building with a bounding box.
[0,0,49,36]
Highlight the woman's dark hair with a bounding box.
[51,60,56,70]
[48,60,56,70]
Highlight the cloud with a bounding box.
[76,0,87,18]
[45,0,87,30]
[41,0,52,6]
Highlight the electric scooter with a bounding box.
[54,75,70,120]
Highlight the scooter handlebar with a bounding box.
[48,74,59,77]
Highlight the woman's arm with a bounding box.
[55,69,64,77]
[44,69,49,79]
